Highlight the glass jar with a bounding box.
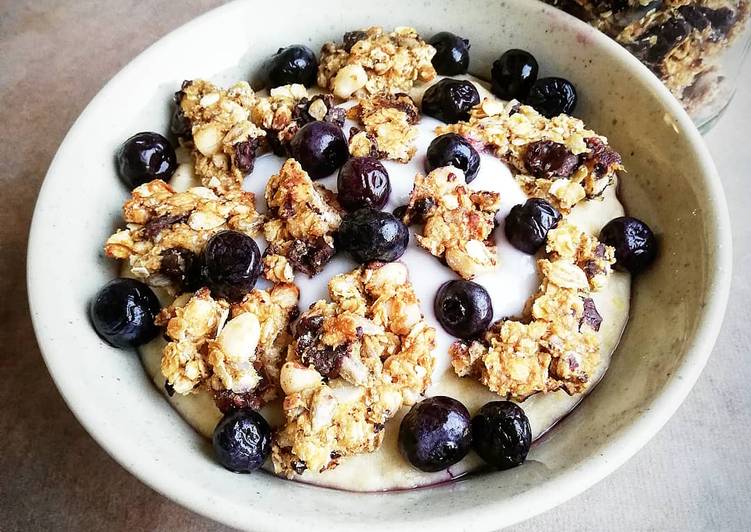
[544,1,751,130]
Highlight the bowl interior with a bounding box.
[27,0,730,530]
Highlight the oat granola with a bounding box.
[262,158,343,281]
[450,220,615,400]
[272,262,436,477]
[346,93,420,162]
[157,283,299,410]
[400,166,502,279]
[104,179,264,290]
[437,99,623,211]
[318,26,437,98]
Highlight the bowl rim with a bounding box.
[27,0,732,529]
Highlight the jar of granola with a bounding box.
[545,1,751,130]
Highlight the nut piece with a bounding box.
[318,26,437,97]
[402,166,501,279]
[263,159,342,279]
[346,93,420,162]
[271,262,436,478]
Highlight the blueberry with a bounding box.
[422,78,480,123]
[90,278,161,348]
[525,77,577,118]
[434,280,493,339]
[116,132,177,189]
[336,208,409,263]
[262,45,318,88]
[337,157,391,211]
[491,49,539,100]
[599,216,657,274]
[504,198,562,254]
[428,32,470,75]
[425,133,481,183]
[289,121,349,179]
[212,409,272,473]
[471,401,531,470]
[202,230,262,302]
[398,396,472,472]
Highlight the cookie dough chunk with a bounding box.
[401,166,502,279]
[346,93,420,162]
[177,80,266,193]
[450,220,615,401]
[272,262,436,478]
[318,26,437,98]
[438,99,623,211]
[158,284,299,411]
[104,180,263,291]
[262,159,343,282]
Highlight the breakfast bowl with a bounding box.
[27,0,731,529]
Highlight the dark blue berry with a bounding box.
[504,198,562,254]
[263,45,318,88]
[336,208,409,263]
[116,132,177,189]
[90,278,161,348]
[491,49,539,100]
[435,280,493,339]
[422,79,480,124]
[399,396,472,472]
[599,216,657,274]
[202,230,262,302]
[425,133,481,183]
[525,77,577,118]
[472,401,531,470]
[337,157,391,211]
[290,121,349,179]
[428,32,470,75]
[212,409,272,473]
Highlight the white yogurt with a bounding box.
[138,77,631,491]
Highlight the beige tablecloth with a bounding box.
[2,1,749,530]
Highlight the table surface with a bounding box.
[2,1,749,530]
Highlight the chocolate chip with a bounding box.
[233,137,259,174]
[523,140,580,179]
[160,247,202,290]
[164,381,175,397]
[678,5,710,31]
[141,213,188,240]
[343,30,368,52]
[581,297,602,332]
[286,237,336,276]
[702,7,736,39]
[583,137,622,177]
[291,460,307,475]
[641,18,691,64]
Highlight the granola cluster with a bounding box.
[545,0,750,113]
[104,179,264,290]
[272,262,436,477]
[262,159,343,283]
[437,99,623,211]
[318,26,437,98]
[346,93,420,162]
[177,80,265,193]
[157,283,299,411]
[450,220,615,401]
[400,166,502,280]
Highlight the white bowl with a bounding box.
[27,0,732,529]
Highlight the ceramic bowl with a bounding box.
[27,0,732,529]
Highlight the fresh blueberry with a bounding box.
[336,208,409,263]
[116,132,177,189]
[599,216,657,274]
[491,49,539,100]
[434,280,493,339]
[525,77,577,118]
[290,121,349,179]
[337,157,391,211]
[399,396,472,472]
[472,401,531,470]
[504,198,562,254]
[212,409,272,473]
[262,45,318,88]
[422,78,480,123]
[428,31,471,75]
[90,278,161,348]
[425,133,481,183]
[202,230,262,302]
